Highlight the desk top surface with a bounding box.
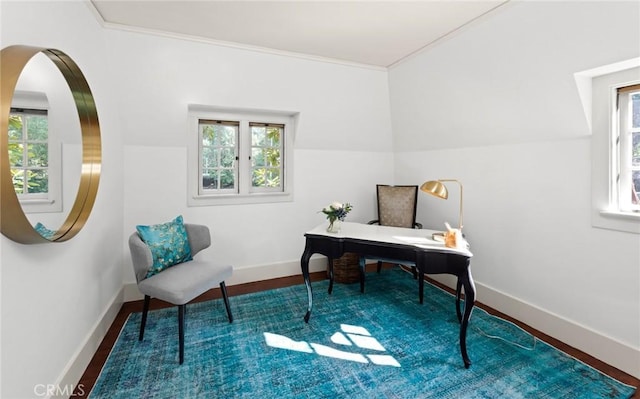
[306,222,473,257]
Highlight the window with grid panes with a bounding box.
[250,122,283,192]
[188,106,295,206]
[587,63,639,233]
[199,120,239,194]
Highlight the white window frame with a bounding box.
[615,85,640,213]
[581,60,640,234]
[10,91,62,214]
[187,104,297,206]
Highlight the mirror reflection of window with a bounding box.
[8,90,62,215]
[9,106,49,198]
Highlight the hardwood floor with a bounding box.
[73,269,638,398]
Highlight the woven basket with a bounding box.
[328,252,360,283]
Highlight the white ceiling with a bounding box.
[90,0,510,68]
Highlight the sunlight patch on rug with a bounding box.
[264,332,313,353]
[265,323,398,367]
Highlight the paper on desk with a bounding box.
[394,235,472,256]
[393,236,443,245]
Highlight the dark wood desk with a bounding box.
[300,222,475,368]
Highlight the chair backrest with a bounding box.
[128,223,211,283]
[376,185,418,228]
[184,223,211,255]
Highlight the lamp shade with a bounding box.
[420,180,448,199]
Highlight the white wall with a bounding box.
[389,1,640,377]
[111,29,395,289]
[0,2,125,398]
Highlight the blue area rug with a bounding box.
[90,269,636,398]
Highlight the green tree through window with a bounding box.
[8,110,49,196]
[251,123,283,189]
[200,120,238,191]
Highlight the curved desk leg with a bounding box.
[301,249,313,323]
[455,278,463,323]
[359,257,366,293]
[327,258,334,295]
[418,270,425,304]
[459,267,476,368]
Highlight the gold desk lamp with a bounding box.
[420,179,464,239]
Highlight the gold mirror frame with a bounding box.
[1,45,101,244]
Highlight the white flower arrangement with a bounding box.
[320,202,353,225]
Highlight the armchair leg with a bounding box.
[220,282,233,323]
[139,295,150,341]
[178,304,185,364]
[376,261,383,273]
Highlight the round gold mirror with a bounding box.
[1,45,101,244]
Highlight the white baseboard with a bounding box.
[52,287,123,399]
[429,275,640,379]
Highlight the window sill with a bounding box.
[20,199,62,214]
[600,210,640,220]
[20,199,55,205]
[593,209,640,234]
[188,191,293,207]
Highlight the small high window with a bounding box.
[188,105,296,206]
[580,61,639,233]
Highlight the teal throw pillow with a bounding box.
[34,222,56,240]
[136,215,193,278]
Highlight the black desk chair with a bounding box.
[359,185,423,292]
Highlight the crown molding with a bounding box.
[84,1,387,72]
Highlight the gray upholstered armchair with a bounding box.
[129,223,233,364]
